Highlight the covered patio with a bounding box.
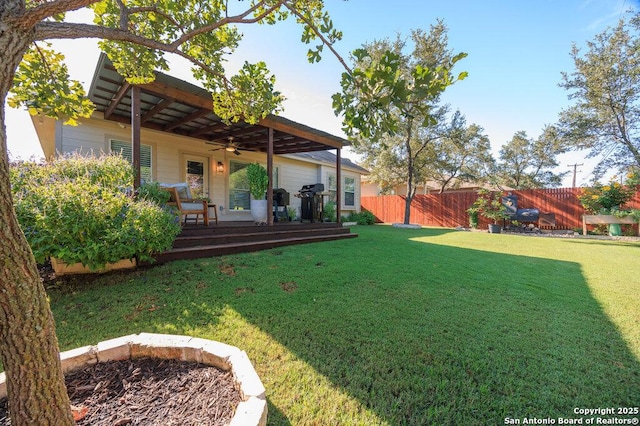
[88,53,349,226]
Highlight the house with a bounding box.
[31,53,368,223]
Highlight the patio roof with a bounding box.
[88,53,348,155]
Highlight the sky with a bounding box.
[5,0,639,187]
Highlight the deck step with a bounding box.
[177,221,344,236]
[152,232,357,263]
[172,227,351,248]
[147,221,358,264]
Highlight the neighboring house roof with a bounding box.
[88,53,349,155]
[286,151,369,174]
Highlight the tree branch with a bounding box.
[413,134,439,158]
[32,42,59,91]
[166,0,285,50]
[282,2,352,76]
[34,21,172,47]
[125,6,183,31]
[33,21,231,87]
[114,0,129,31]
[11,0,99,30]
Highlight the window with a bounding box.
[110,140,152,183]
[228,161,250,210]
[345,176,355,206]
[327,173,355,206]
[327,173,337,203]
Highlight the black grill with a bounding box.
[298,183,325,222]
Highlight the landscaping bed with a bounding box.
[0,333,267,425]
[0,358,240,425]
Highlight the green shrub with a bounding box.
[10,153,134,191]
[11,154,180,269]
[287,207,297,221]
[468,210,479,228]
[345,210,376,225]
[323,201,336,222]
[137,181,171,205]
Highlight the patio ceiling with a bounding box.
[88,53,348,155]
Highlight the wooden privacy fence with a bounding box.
[361,188,640,231]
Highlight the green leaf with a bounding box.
[10,43,94,125]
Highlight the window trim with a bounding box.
[327,172,356,207]
[344,176,356,207]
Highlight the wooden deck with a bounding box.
[150,221,357,264]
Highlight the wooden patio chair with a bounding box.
[161,184,209,226]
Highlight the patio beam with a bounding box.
[163,108,211,131]
[258,116,344,150]
[141,98,174,124]
[105,81,131,119]
[267,127,274,226]
[138,80,213,110]
[206,125,264,142]
[189,122,228,137]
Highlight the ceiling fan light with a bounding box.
[225,146,236,152]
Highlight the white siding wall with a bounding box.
[273,156,319,219]
[55,114,363,221]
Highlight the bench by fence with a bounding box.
[582,215,639,236]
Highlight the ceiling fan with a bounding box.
[208,136,241,155]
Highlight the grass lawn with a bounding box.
[47,225,640,425]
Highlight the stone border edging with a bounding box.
[0,333,267,426]
[392,223,422,229]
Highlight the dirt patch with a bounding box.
[280,281,298,292]
[218,263,236,276]
[0,358,241,426]
[234,287,255,296]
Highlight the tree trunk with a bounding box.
[403,193,414,225]
[403,118,414,224]
[0,14,75,425]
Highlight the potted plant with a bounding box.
[246,162,269,224]
[468,189,509,233]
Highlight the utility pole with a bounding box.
[568,163,583,188]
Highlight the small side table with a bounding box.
[207,204,219,225]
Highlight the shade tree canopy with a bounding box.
[557,11,640,179]
[494,127,569,189]
[333,22,467,223]
[425,110,494,193]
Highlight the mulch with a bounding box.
[0,357,242,425]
